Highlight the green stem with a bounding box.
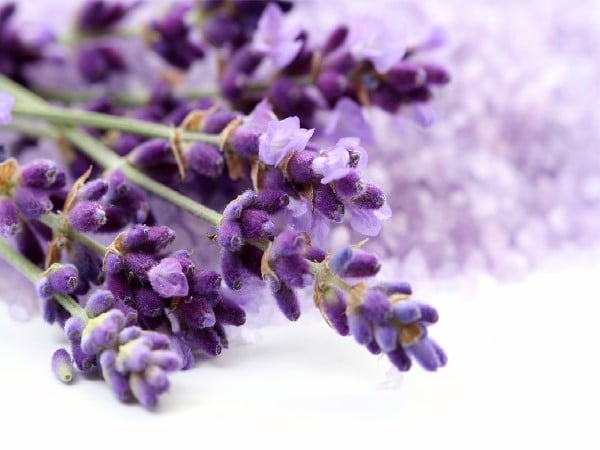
[10,102,220,144]
[40,214,107,257]
[0,239,84,318]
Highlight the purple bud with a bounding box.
[376,282,412,297]
[104,252,123,274]
[185,142,223,178]
[343,251,381,278]
[146,226,176,252]
[51,348,73,383]
[387,345,412,371]
[117,341,151,373]
[77,45,125,83]
[41,297,57,324]
[374,325,398,353]
[47,264,79,295]
[203,13,242,47]
[144,366,169,393]
[366,339,382,355]
[321,287,349,336]
[71,341,96,371]
[347,311,373,345]
[392,301,421,323]
[178,297,215,328]
[134,287,165,317]
[150,349,182,371]
[316,71,348,106]
[352,184,385,210]
[229,128,260,156]
[130,373,158,409]
[361,289,391,324]
[13,186,52,218]
[286,150,317,184]
[172,250,195,276]
[78,179,108,202]
[36,277,53,301]
[254,189,289,213]
[268,277,300,321]
[77,0,133,31]
[271,230,305,258]
[386,62,426,92]
[148,257,189,298]
[185,327,222,357]
[218,220,244,252]
[202,111,239,134]
[214,295,246,326]
[313,184,344,222]
[0,199,21,237]
[333,171,365,198]
[99,351,132,401]
[222,191,256,220]
[189,270,221,304]
[407,337,446,371]
[322,25,348,55]
[423,64,450,84]
[119,326,142,344]
[68,200,106,232]
[417,302,439,324]
[169,337,195,370]
[220,250,249,290]
[124,252,157,281]
[19,159,58,188]
[240,208,274,240]
[85,290,115,318]
[63,322,85,356]
[128,139,172,167]
[114,134,142,156]
[328,246,353,275]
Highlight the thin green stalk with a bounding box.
[10,102,220,144]
[40,214,107,257]
[0,239,84,318]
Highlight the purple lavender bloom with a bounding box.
[258,117,314,166]
[148,257,189,298]
[251,3,302,69]
[51,348,73,384]
[47,264,80,295]
[323,99,375,145]
[0,91,14,124]
[347,16,406,73]
[77,45,126,83]
[312,137,368,184]
[347,199,392,236]
[76,0,138,31]
[68,200,107,232]
[0,198,21,237]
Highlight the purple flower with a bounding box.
[258,117,314,166]
[348,199,392,236]
[324,98,375,146]
[347,16,406,73]
[148,257,189,298]
[312,138,368,184]
[0,91,14,125]
[51,348,73,383]
[251,3,302,69]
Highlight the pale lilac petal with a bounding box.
[252,3,301,69]
[245,99,277,132]
[258,117,314,166]
[324,98,374,145]
[348,17,406,73]
[148,258,189,298]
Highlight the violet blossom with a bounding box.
[258,116,314,166]
[251,3,302,69]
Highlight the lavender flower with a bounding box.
[258,117,314,166]
[51,348,74,383]
[148,257,189,298]
[347,16,406,72]
[251,3,302,69]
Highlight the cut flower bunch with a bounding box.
[0,0,450,408]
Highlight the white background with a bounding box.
[1,247,599,448]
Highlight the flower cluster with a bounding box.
[0,0,453,409]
